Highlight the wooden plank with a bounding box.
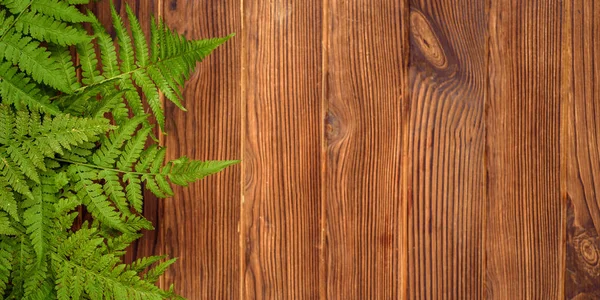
[322,0,408,298]
[563,0,600,298]
[240,0,322,298]
[405,0,487,298]
[85,0,162,266]
[159,0,241,298]
[486,0,563,298]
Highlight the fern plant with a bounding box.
[0,0,237,298]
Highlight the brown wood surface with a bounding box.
[323,0,407,298]
[486,0,564,298]
[563,0,600,299]
[240,0,323,298]
[407,0,487,299]
[85,0,600,298]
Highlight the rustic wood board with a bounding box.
[81,0,600,298]
[486,0,564,298]
[323,0,408,298]
[240,0,323,298]
[563,0,600,298]
[406,0,487,299]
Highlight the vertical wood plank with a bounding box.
[160,0,241,298]
[241,0,322,298]
[323,0,408,298]
[486,0,563,298]
[563,0,600,298]
[85,0,162,266]
[406,0,487,298]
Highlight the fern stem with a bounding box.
[54,158,158,176]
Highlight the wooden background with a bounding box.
[91,0,600,299]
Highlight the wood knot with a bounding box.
[410,10,447,69]
[580,239,599,265]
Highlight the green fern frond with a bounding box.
[127,255,166,274]
[76,39,103,85]
[14,11,90,46]
[0,29,70,92]
[68,165,128,233]
[0,180,18,220]
[0,1,235,298]
[0,62,61,115]
[22,172,57,263]
[92,115,146,168]
[0,236,15,295]
[50,46,80,91]
[164,157,240,187]
[75,3,232,130]
[0,211,17,235]
[144,257,177,284]
[29,0,90,23]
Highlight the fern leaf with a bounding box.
[142,174,166,198]
[0,236,14,295]
[0,29,70,92]
[125,4,148,67]
[0,180,18,220]
[123,173,142,213]
[69,166,127,232]
[110,3,134,73]
[90,13,119,78]
[15,11,90,46]
[0,0,30,15]
[127,255,166,273]
[76,39,103,85]
[5,144,39,183]
[0,151,32,199]
[55,262,71,300]
[29,0,90,23]
[56,250,165,300]
[0,62,61,115]
[0,211,17,235]
[88,89,128,119]
[117,127,151,171]
[165,157,239,186]
[50,45,80,91]
[22,259,53,299]
[99,169,131,216]
[22,174,56,263]
[132,70,163,128]
[120,77,145,117]
[144,257,177,284]
[92,115,145,168]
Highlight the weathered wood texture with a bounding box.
[487,0,563,298]
[323,0,407,298]
[563,0,600,298]
[93,0,600,298]
[240,0,323,298]
[406,0,487,299]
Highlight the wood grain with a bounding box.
[323,0,408,298]
[241,0,323,298]
[486,0,563,298]
[563,0,600,298]
[406,0,487,299]
[160,0,241,298]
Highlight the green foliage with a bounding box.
[0,0,236,299]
